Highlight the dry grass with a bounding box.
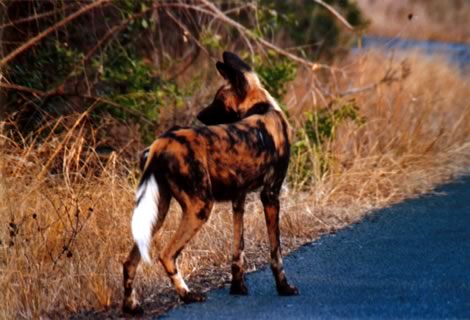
[356,0,470,43]
[1,50,470,319]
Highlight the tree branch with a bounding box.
[313,0,355,31]
[198,0,332,71]
[0,0,110,68]
[0,82,45,97]
[338,68,400,97]
[0,3,79,30]
[49,7,155,95]
[0,82,154,125]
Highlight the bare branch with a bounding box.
[0,82,154,125]
[0,0,111,68]
[82,7,155,63]
[49,7,155,95]
[0,3,79,30]
[339,68,401,97]
[165,10,210,57]
[0,82,45,97]
[198,0,332,71]
[313,0,355,31]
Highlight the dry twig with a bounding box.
[0,2,79,30]
[313,0,355,31]
[199,0,332,71]
[0,0,110,68]
[0,82,153,125]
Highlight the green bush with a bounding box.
[258,0,366,58]
[250,50,297,101]
[290,100,365,188]
[2,0,366,151]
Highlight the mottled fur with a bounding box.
[122,52,298,315]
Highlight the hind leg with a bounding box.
[122,187,171,314]
[261,189,298,296]
[122,244,144,315]
[159,197,213,303]
[230,193,248,295]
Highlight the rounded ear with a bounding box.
[216,62,229,79]
[232,74,248,100]
[222,51,252,72]
[216,60,249,100]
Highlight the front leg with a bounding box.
[261,190,299,296]
[230,193,248,295]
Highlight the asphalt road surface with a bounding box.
[163,176,470,319]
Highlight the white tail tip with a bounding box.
[131,174,159,263]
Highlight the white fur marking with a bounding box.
[142,148,150,158]
[264,88,282,111]
[172,272,189,293]
[132,175,159,263]
[141,148,150,165]
[246,72,262,88]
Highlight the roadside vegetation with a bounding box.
[0,1,469,318]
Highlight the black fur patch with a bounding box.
[136,154,160,206]
[166,125,186,132]
[196,208,210,221]
[197,99,240,125]
[244,102,272,118]
[255,120,276,155]
[231,264,242,276]
[222,51,252,72]
[157,132,211,200]
[215,61,249,100]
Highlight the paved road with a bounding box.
[163,176,470,319]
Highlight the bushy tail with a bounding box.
[131,172,159,263]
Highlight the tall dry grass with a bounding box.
[1,51,470,318]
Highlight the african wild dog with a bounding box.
[122,52,298,314]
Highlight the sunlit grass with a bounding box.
[1,51,469,318]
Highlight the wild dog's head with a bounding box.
[197,52,280,125]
